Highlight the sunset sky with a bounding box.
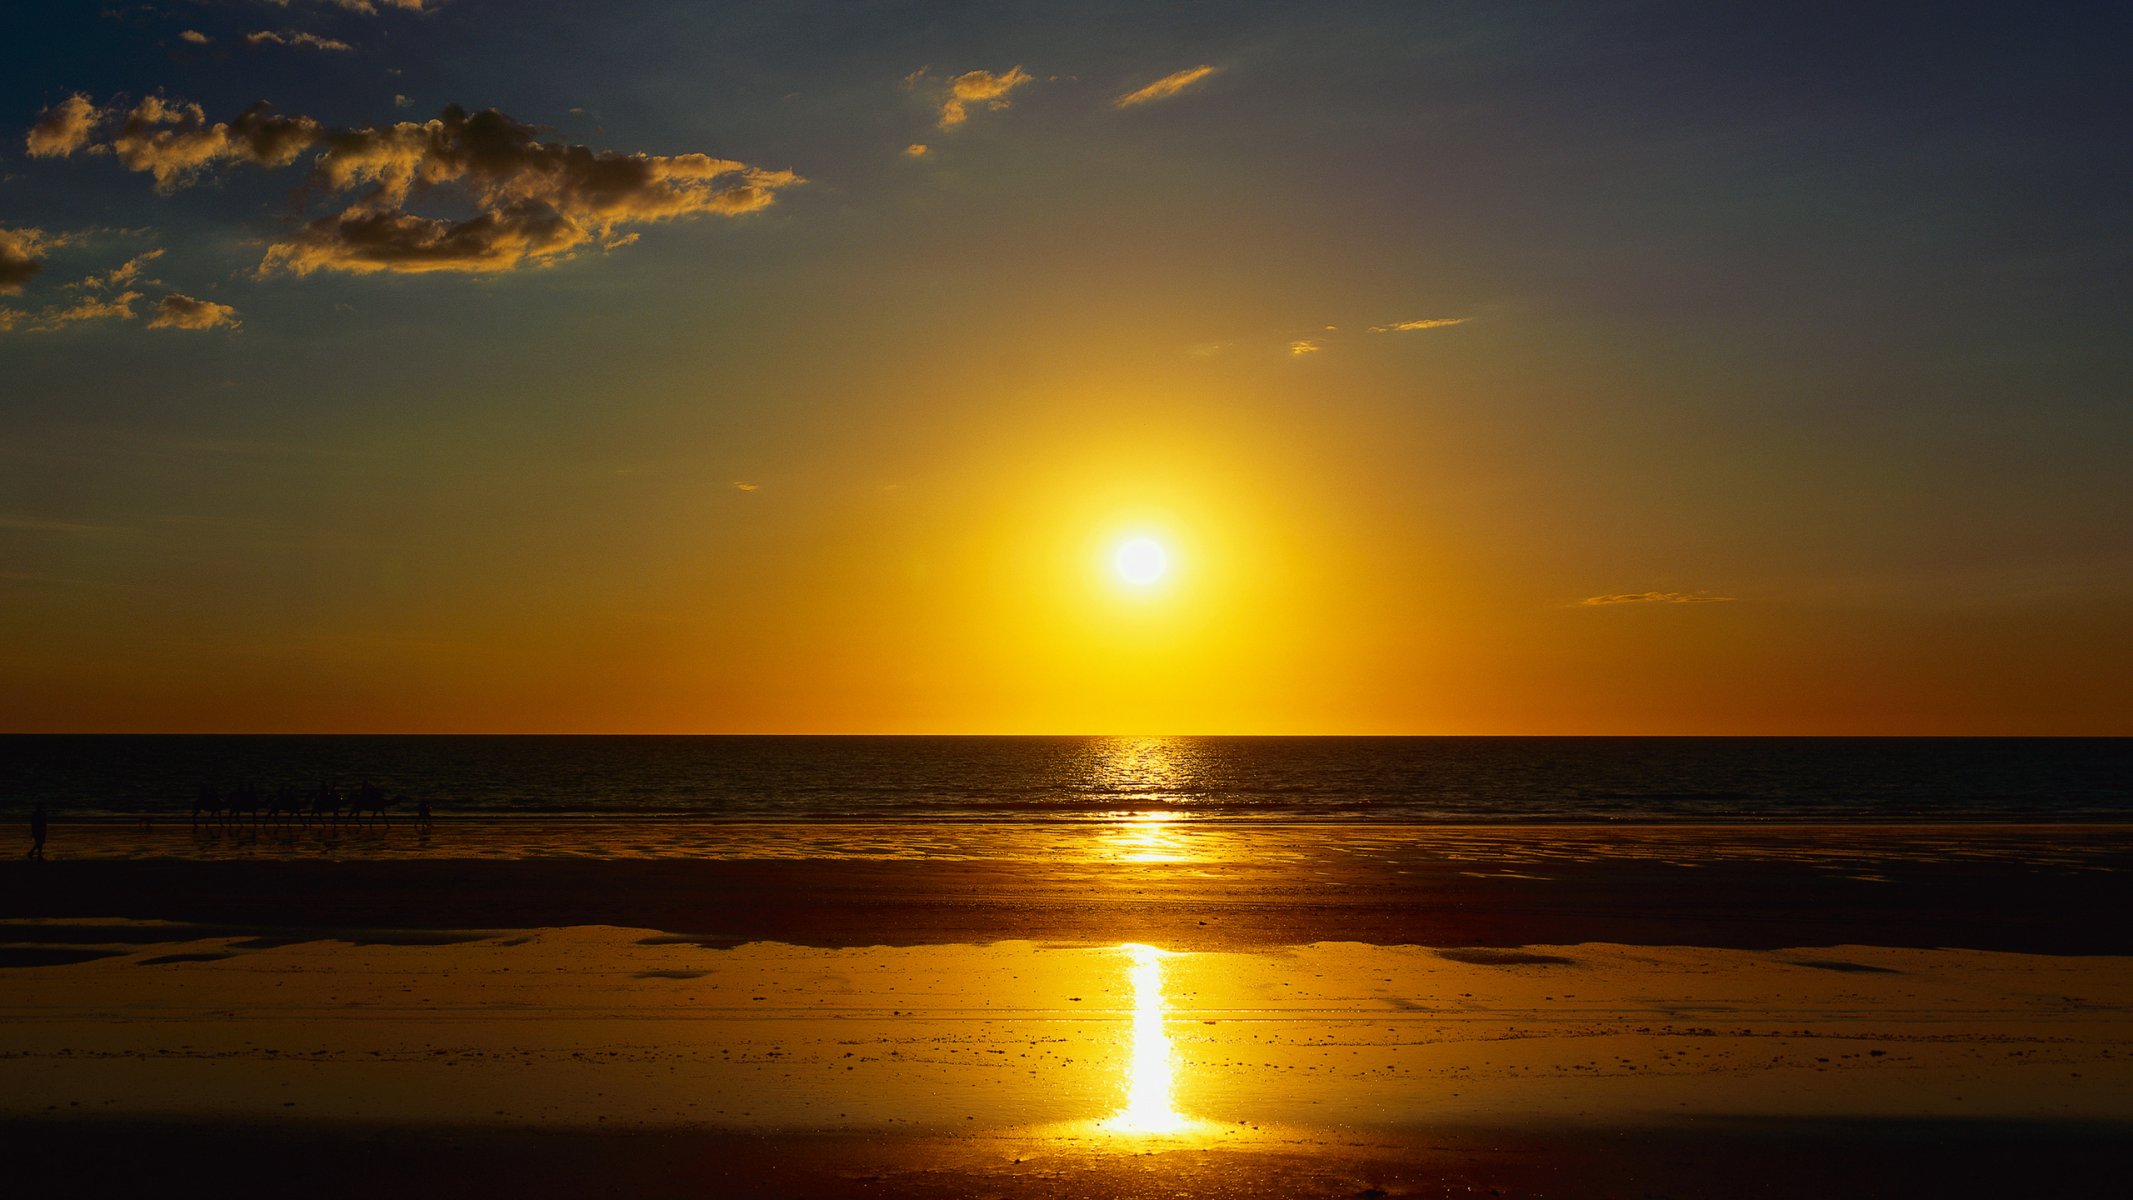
[2,1,2127,734]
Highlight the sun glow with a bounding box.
[1104,942,1188,1133]
[1112,536,1170,587]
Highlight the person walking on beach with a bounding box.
[27,802,48,860]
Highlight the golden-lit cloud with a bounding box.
[75,248,164,291]
[1580,592,1737,606]
[1113,65,1217,109]
[9,289,142,333]
[147,293,241,331]
[179,30,213,45]
[87,96,326,190]
[313,0,433,12]
[1288,338,1322,356]
[28,97,801,276]
[246,31,356,52]
[904,142,929,157]
[1370,317,1468,333]
[0,225,62,294]
[937,66,1033,128]
[25,93,99,158]
[733,481,760,492]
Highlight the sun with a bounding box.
[1113,537,1170,587]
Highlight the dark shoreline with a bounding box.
[7,841,2131,954]
[2,1117,2125,1199]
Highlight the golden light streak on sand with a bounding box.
[1104,942,1188,1134]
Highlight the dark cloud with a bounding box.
[94,96,325,191]
[0,226,58,294]
[31,98,800,275]
[245,31,356,52]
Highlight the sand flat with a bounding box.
[4,926,2129,1131]
[5,824,2130,1194]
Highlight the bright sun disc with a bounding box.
[1114,537,1170,586]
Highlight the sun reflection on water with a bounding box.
[1102,942,1188,1134]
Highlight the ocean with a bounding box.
[5,735,2128,823]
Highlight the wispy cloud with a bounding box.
[74,247,164,291]
[733,481,761,492]
[0,515,128,536]
[1288,338,1322,356]
[1114,65,1217,108]
[148,293,241,331]
[27,97,802,276]
[935,66,1034,128]
[179,30,212,45]
[903,142,929,158]
[1370,316,1468,333]
[6,290,142,333]
[1579,591,1737,606]
[246,30,356,52]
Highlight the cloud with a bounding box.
[75,248,164,291]
[1288,338,1322,356]
[179,30,212,45]
[1579,591,1737,606]
[393,93,414,109]
[30,97,800,275]
[147,293,241,331]
[317,0,432,12]
[0,225,62,294]
[10,289,143,332]
[1370,317,1468,333]
[733,481,760,492]
[246,31,356,52]
[92,96,326,191]
[0,515,127,536]
[1113,65,1217,109]
[937,66,1033,128]
[25,93,100,158]
[903,142,929,157]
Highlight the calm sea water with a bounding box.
[3,736,2128,823]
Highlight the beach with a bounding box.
[4,821,2130,1196]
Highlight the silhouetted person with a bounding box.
[416,798,433,827]
[27,803,48,860]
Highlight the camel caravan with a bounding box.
[191,780,433,828]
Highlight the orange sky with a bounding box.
[2,3,2128,733]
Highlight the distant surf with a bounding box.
[6,735,2128,823]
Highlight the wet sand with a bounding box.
[5,822,2133,953]
[3,823,2131,1195]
